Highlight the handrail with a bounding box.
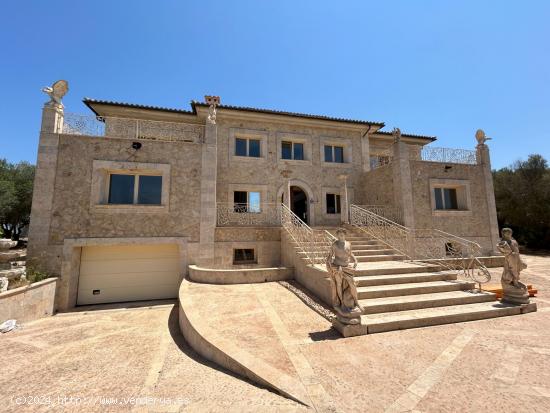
[280,204,335,265]
[350,204,491,289]
[350,204,413,258]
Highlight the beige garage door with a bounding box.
[77,244,181,305]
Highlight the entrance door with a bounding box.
[281,186,309,224]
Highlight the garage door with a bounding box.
[77,244,181,305]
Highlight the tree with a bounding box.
[493,154,550,249]
[0,159,35,241]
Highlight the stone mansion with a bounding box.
[28,82,501,311]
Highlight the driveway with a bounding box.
[0,301,305,413]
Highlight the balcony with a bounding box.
[61,113,205,143]
[216,203,282,227]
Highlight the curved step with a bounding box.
[188,265,293,284]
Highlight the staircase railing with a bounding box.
[349,204,413,259]
[280,204,335,265]
[349,204,491,289]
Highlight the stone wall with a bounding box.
[410,160,494,252]
[357,164,395,206]
[214,227,281,267]
[0,278,57,323]
[215,118,364,227]
[29,134,202,276]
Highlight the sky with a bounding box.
[1,0,549,169]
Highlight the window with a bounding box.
[108,174,162,205]
[281,141,305,160]
[233,248,256,264]
[434,188,458,210]
[233,191,261,213]
[326,193,341,214]
[324,145,344,163]
[235,138,261,157]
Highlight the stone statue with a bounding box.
[204,95,220,125]
[42,80,69,108]
[496,228,530,304]
[326,228,362,325]
[392,127,402,143]
[475,129,491,146]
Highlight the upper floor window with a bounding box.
[233,191,261,213]
[235,138,261,157]
[326,193,341,214]
[434,187,458,210]
[108,174,162,205]
[324,145,344,163]
[281,141,304,160]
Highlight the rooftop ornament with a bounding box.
[475,129,491,146]
[42,80,69,108]
[204,95,220,125]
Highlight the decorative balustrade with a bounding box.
[353,205,404,225]
[369,149,393,169]
[62,113,205,143]
[350,204,491,289]
[281,204,335,265]
[216,203,282,227]
[415,146,477,165]
[350,204,413,258]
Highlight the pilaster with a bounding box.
[477,143,500,254]
[392,140,415,228]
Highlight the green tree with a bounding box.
[0,159,35,241]
[493,154,550,249]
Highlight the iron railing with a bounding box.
[349,204,491,289]
[353,205,404,225]
[281,204,335,265]
[216,203,281,227]
[416,146,477,165]
[62,113,205,143]
[369,149,393,169]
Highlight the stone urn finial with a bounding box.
[475,129,491,146]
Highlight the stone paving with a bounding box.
[1,254,549,412]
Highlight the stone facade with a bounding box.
[27,92,500,309]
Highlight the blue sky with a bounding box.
[1,1,549,169]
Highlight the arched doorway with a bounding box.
[282,186,309,224]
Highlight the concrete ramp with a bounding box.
[178,279,335,408]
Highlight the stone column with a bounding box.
[281,169,292,209]
[477,142,500,254]
[197,99,219,266]
[339,174,349,224]
[361,131,371,172]
[27,102,64,274]
[391,129,415,228]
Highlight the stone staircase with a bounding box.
[296,227,536,337]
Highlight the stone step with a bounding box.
[353,249,396,256]
[359,290,496,314]
[356,254,406,263]
[354,271,457,287]
[356,280,475,299]
[334,302,536,336]
[351,244,388,250]
[347,261,442,276]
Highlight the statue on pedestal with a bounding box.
[42,80,68,108]
[326,228,362,325]
[496,228,530,304]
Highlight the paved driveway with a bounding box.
[0,301,305,413]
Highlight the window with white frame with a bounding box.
[434,187,458,210]
[108,174,162,205]
[430,180,470,213]
[235,137,261,157]
[233,191,261,213]
[281,141,305,160]
[324,145,344,163]
[326,193,341,214]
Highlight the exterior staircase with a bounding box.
[296,226,536,337]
